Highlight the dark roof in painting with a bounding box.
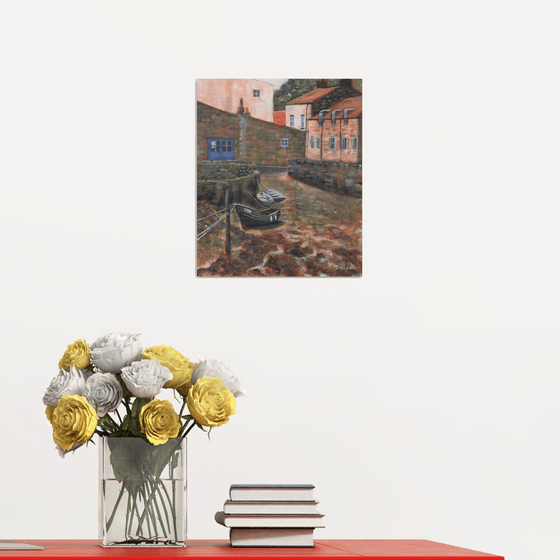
[288,87,338,105]
[328,97,362,117]
[309,97,362,120]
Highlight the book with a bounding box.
[223,499,319,514]
[0,542,44,551]
[215,510,325,528]
[229,484,315,502]
[229,527,315,547]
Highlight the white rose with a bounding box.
[191,358,246,397]
[121,360,173,398]
[84,372,123,417]
[43,366,90,407]
[89,332,143,373]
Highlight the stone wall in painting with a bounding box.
[288,159,362,198]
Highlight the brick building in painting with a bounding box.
[197,79,274,123]
[197,101,305,167]
[307,96,362,164]
[285,79,361,132]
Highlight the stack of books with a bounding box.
[215,484,324,547]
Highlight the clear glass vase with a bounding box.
[99,437,187,547]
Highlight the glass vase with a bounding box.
[99,437,187,547]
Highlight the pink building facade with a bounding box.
[196,79,274,122]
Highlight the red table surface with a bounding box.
[0,540,503,560]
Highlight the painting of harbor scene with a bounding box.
[197,79,362,277]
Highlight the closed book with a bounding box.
[229,484,315,502]
[230,528,315,547]
[0,542,44,551]
[224,500,319,514]
[215,511,325,528]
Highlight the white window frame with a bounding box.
[352,137,358,150]
[300,114,305,130]
[253,89,260,98]
[329,137,336,150]
[341,137,348,150]
[310,136,314,149]
[289,114,295,127]
[281,138,289,148]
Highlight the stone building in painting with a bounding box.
[197,79,274,123]
[197,101,305,167]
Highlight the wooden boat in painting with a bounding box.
[266,188,286,202]
[255,191,276,208]
[235,203,281,228]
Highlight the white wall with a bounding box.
[0,2,558,560]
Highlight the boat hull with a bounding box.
[235,204,282,228]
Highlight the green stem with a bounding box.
[126,487,132,541]
[138,483,161,539]
[153,480,172,535]
[149,481,169,538]
[180,420,197,438]
[114,408,123,424]
[139,485,154,539]
[131,493,145,538]
[178,395,187,418]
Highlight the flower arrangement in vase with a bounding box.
[43,332,245,547]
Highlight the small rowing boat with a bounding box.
[235,203,281,228]
[255,191,276,208]
[266,188,286,202]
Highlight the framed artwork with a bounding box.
[197,79,362,277]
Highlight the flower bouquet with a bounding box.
[43,332,244,547]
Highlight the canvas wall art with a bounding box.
[197,79,362,277]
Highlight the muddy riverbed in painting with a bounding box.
[197,172,362,277]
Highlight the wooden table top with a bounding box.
[0,540,504,560]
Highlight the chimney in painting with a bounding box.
[316,79,328,88]
[237,98,244,115]
[339,79,353,88]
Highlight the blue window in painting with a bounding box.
[329,137,336,150]
[300,114,305,130]
[253,89,260,98]
[343,109,354,125]
[331,110,340,125]
[289,114,295,127]
[281,138,289,148]
[352,137,358,150]
[207,138,235,161]
[310,136,314,149]
[318,111,328,126]
[341,137,348,150]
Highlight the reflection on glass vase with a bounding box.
[99,437,187,547]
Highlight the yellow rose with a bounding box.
[142,345,194,390]
[187,376,236,428]
[139,399,181,445]
[51,394,97,451]
[45,406,55,423]
[59,339,90,371]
